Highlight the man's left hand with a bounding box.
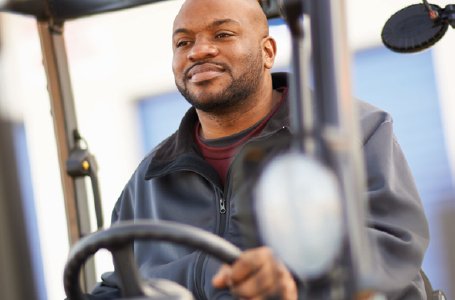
[212,246,297,300]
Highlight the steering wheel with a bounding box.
[63,220,242,300]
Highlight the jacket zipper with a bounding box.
[219,197,226,214]
[215,128,289,243]
[193,178,226,300]
[217,186,228,239]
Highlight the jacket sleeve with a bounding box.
[362,109,429,299]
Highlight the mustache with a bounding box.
[184,61,230,78]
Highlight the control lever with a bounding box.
[66,130,104,230]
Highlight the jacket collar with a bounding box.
[145,72,290,180]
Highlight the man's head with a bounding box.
[172,0,277,114]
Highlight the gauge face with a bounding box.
[382,4,448,53]
[255,153,343,279]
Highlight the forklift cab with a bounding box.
[0,0,449,299]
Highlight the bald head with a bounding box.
[173,0,269,39]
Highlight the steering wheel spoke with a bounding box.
[111,243,147,298]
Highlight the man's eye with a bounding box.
[215,32,232,39]
[176,40,190,48]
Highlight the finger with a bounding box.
[231,267,279,299]
[249,295,281,300]
[230,247,274,285]
[277,263,298,300]
[233,259,297,300]
[212,264,232,288]
[230,253,280,298]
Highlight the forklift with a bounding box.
[0,0,451,299]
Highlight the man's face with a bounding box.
[172,0,268,113]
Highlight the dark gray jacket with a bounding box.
[91,73,429,299]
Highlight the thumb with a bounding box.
[212,264,232,288]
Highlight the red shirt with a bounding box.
[195,90,287,186]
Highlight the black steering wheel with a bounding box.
[63,220,242,300]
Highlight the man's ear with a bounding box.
[262,36,277,69]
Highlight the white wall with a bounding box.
[347,0,455,178]
[433,32,455,180]
[0,1,454,299]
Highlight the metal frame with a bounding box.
[37,20,96,292]
[309,0,374,290]
[281,0,376,297]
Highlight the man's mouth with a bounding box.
[187,63,226,83]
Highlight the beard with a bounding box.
[175,50,263,114]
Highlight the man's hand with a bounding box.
[212,246,297,300]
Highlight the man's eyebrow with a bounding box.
[173,28,191,38]
[173,19,241,38]
[210,18,241,28]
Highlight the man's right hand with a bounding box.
[212,246,297,300]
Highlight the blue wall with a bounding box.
[138,92,189,154]
[352,47,455,296]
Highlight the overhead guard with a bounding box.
[0,0,281,22]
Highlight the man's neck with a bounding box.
[196,82,281,140]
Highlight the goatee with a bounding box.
[176,51,263,114]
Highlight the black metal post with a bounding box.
[308,0,375,295]
[280,0,316,155]
[280,0,376,297]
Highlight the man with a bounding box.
[91,0,429,299]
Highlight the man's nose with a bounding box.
[187,38,219,61]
